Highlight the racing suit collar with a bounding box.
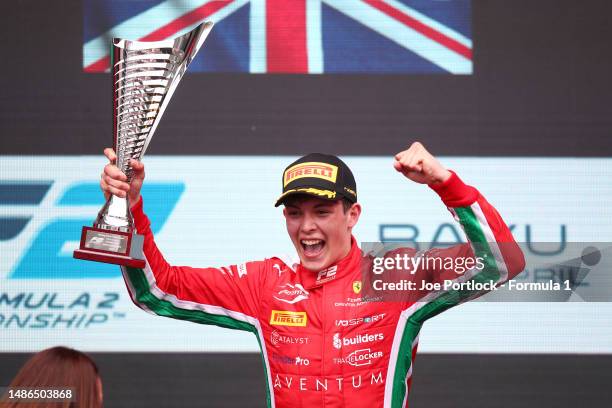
[297,236,361,290]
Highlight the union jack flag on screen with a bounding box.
[83,0,472,74]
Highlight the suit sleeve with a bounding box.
[120,197,267,333]
[410,171,525,323]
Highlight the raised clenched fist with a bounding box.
[393,142,451,185]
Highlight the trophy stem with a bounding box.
[94,194,133,233]
[116,153,135,184]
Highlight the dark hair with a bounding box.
[283,194,355,213]
[341,198,354,213]
[1,346,101,408]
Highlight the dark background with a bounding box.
[1,0,612,407]
[1,0,611,156]
[1,353,611,407]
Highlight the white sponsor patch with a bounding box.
[334,348,384,367]
[270,330,310,346]
[333,332,384,349]
[335,313,386,327]
[273,283,309,304]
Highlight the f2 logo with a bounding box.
[315,265,338,285]
[10,182,184,279]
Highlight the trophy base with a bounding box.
[73,249,145,268]
[73,226,145,268]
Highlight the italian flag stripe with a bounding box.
[121,263,275,408]
[390,320,422,407]
[388,201,504,407]
[124,265,257,330]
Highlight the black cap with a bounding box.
[274,153,357,207]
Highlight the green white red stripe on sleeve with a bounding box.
[121,261,277,408]
[383,172,525,407]
[122,197,277,407]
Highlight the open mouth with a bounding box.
[301,239,325,258]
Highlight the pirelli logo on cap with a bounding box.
[270,310,308,327]
[283,162,338,187]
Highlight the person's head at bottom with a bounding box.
[2,346,102,408]
[275,153,362,271]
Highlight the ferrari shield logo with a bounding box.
[352,281,362,294]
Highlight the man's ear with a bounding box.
[347,203,362,228]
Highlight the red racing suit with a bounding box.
[120,171,525,408]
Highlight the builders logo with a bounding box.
[270,310,308,327]
[353,280,362,294]
[333,332,385,349]
[283,162,338,187]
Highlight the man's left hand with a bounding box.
[393,142,452,185]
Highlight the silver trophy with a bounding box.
[74,22,214,268]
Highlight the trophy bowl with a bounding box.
[74,22,213,268]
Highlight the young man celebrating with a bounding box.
[101,142,524,408]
